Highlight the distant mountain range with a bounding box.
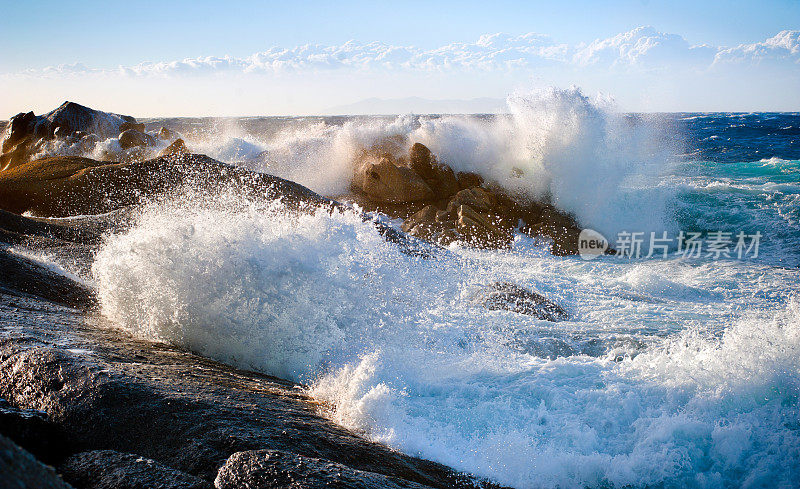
[323,96,507,115]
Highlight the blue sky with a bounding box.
[1,0,798,115]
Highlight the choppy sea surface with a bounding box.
[35,92,800,488]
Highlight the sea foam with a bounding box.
[91,188,800,488]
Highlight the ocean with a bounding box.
[27,92,800,487]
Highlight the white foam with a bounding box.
[90,189,800,488]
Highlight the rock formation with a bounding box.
[0,102,185,171]
[349,141,584,255]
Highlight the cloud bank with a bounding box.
[12,27,800,79]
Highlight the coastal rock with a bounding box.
[456,204,511,249]
[0,155,434,258]
[159,138,188,157]
[0,292,486,488]
[455,171,483,190]
[0,434,74,489]
[0,102,137,172]
[474,282,569,321]
[352,152,434,203]
[0,398,72,465]
[59,450,212,489]
[347,141,583,254]
[2,111,37,153]
[0,154,325,217]
[118,129,157,150]
[215,449,435,489]
[408,143,459,197]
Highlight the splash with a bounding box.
[90,187,800,488]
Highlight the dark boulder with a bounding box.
[474,282,569,321]
[0,398,72,465]
[215,449,435,489]
[1,111,37,153]
[118,129,157,150]
[59,450,212,489]
[0,434,74,489]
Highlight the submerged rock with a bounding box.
[474,281,569,321]
[59,450,211,489]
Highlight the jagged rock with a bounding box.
[159,138,188,157]
[346,141,584,254]
[408,143,459,198]
[456,204,512,248]
[0,434,74,489]
[215,449,435,489]
[455,171,483,190]
[2,111,37,153]
[59,450,212,489]
[0,102,136,171]
[118,129,157,150]
[401,205,442,242]
[474,282,569,321]
[448,187,497,212]
[352,153,434,203]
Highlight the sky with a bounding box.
[0,0,798,116]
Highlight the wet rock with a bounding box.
[0,398,72,465]
[456,204,511,249]
[455,171,483,190]
[0,248,95,309]
[59,450,212,489]
[0,102,136,172]
[118,129,156,150]
[0,153,334,217]
[215,449,435,489]
[159,138,188,157]
[1,111,37,153]
[346,141,583,254]
[352,153,434,203]
[0,434,73,489]
[408,143,459,198]
[0,300,485,488]
[474,282,569,321]
[401,205,442,242]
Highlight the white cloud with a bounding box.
[573,26,715,68]
[714,30,800,65]
[7,28,799,79]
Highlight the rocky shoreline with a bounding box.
[0,102,586,488]
[0,246,497,488]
